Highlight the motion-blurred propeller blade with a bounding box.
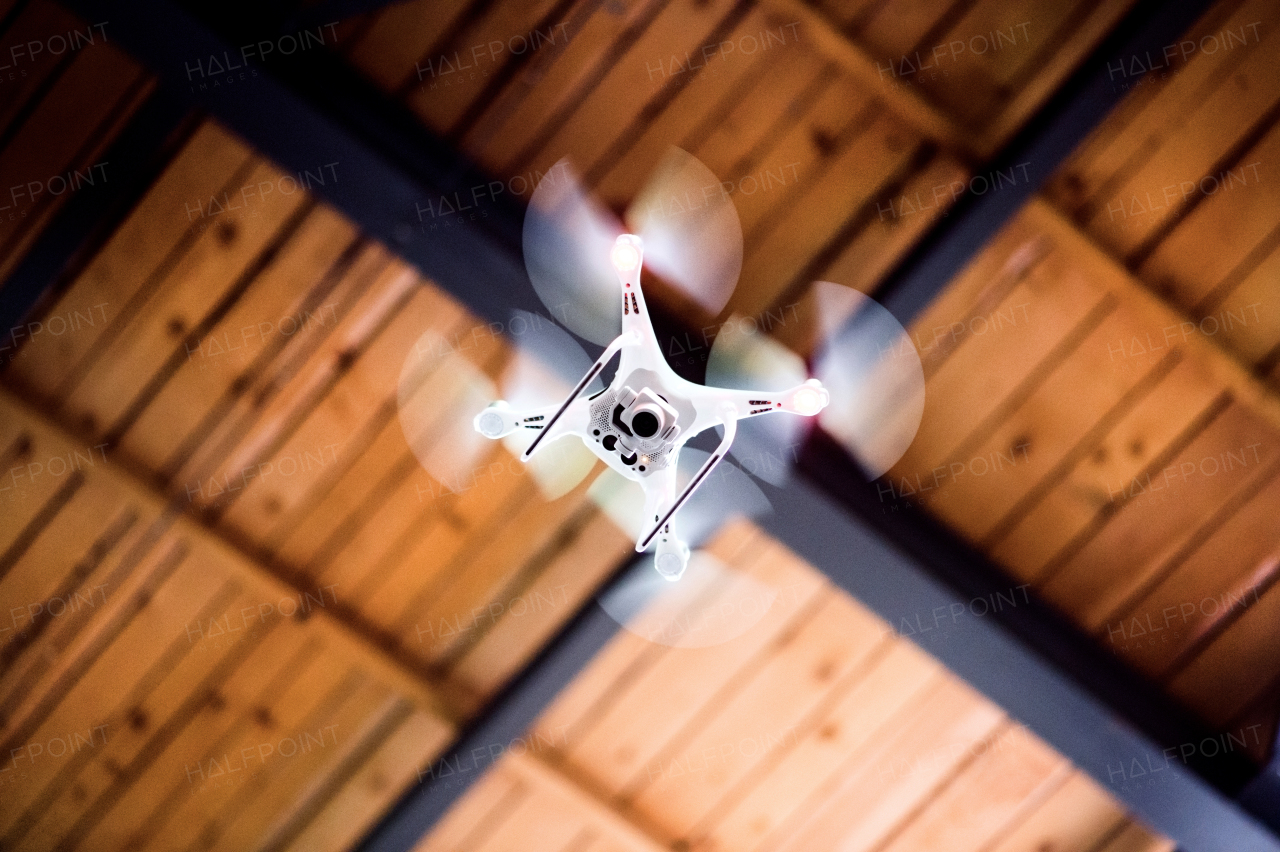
[705,315,809,485]
[590,456,775,648]
[597,550,777,648]
[625,147,742,317]
[811,282,925,479]
[399,329,499,495]
[523,160,623,346]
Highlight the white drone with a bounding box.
[473,233,830,581]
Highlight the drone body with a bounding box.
[474,234,829,581]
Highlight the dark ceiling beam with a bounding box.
[46,0,1280,848]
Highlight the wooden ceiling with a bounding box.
[415,520,1173,852]
[0,0,1274,849]
[892,0,1280,746]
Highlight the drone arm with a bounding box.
[711,379,831,422]
[638,407,737,551]
[520,331,632,459]
[473,400,564,440]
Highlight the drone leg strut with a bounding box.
[639,411,738,552]
[521,334,629,460]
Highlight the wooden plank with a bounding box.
[722,72,871,244]
[1170,572,1280,726]
[976,0,1138,156]
[505,752,663,852]
[162,243,397,491]
[1136,120,1280,311]
[696,638,939,852]
[462,0,666,177]
[1204,237,1280,366]
[266,305,510,570]
[550,541,828,799]
[530,519,763,743]
[0,553,229,839]
[313,442,521,615]
[0,0,91,130]
[1107,462,1280,679]
[116,204,360,472]
[520,0,744,179]
[271,423,426,572]
[3,122,252,402]
[344,0,474,91]
[588,5,787,203]
[909,199,1280,568]
[1097,820,1177,852]
[807,0,880,30]
[394,478,598,665]
[626,593,891,839]
[306,470,452,601]
[136,653,365,852]
[770,674,1006,852]
[194,520,448,714]
[277,707,452,852]
[893,251,1108,478]
[213,283,469,540]
[262,306,504,558]
[876,722,1069,852]
[762,0,974,155]
[0,38,149,283]
[920,309,1178,544]
[0,516,183,758]
[58,158,310,440]
[685,50,831,191]
[1079,18,1280,259]
[172,253,414,509]
[988,355,1225,582]
[471,767,593,852]
[403,0,566,135]
[0,418,97,556]
[0,474,143,668]
[1039,400,1280,632]
[109,622,321,852]
[932,0,1084,124]
[447,510,632,709]
[985,770,1127,852]
[850,0,947,65]
[731,108,921,318]
[14,586,289,852]
[1046,0,1269,219]
[201,681,405,852]
[796,147,969,300]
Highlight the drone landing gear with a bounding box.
[637,408,738,581]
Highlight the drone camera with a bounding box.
[614,387,678,444]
